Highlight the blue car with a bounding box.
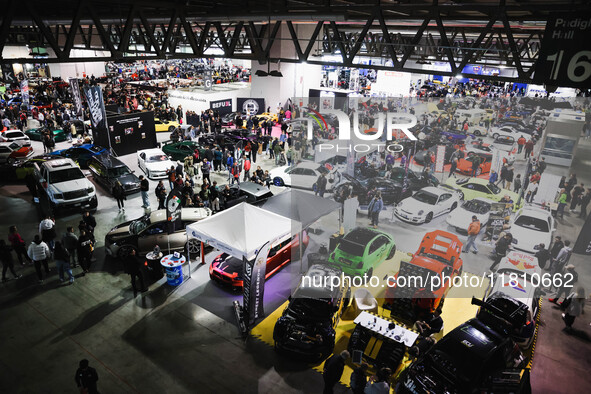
[51,144,108,168]
[440,128,474,142]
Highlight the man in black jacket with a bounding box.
[125,248,146,297]
[490,232,513,271]
[323,350,350,394]
[535,243,551,270]
[75,359,99,394]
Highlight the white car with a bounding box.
[394,186,461,224]
[269,161,338,191]
[510,205,556,253]
[490,126,521,140]
[137,148,176,179]
[0,130,31,146]
[446,197,493,233]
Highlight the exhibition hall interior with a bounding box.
[2,0,591,393]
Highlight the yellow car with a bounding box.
[258,112,278,124]
[154,118,180,133]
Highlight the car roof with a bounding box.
[138,148,167,155]
[42,158,77,169]
[516,206,551,219]
[231,181,273,197]
[149,207,211,223]
[294,264,343,299]
[419,186,448,196]
[296,161,324,169]
[343,227,382,244]
[91,153,126,168]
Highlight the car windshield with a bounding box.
[129,217,150,235]
[462,200,491,214]
[338,239,365,257]
[289,298,332,320]
[108,167,131,177]
[413,191,438,205]
[5,132,23,138]
[147,155,168,162]
[514,215,549,232]
[50,168,85,183]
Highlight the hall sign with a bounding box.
[535,13,591,88]
[210,99,232,114]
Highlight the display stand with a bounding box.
[160,254,187,286]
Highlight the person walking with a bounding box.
[231,161,241,185]
[579,188,591,219]
[184,154,195,181]
[201,159,211,185]
[513,173,522,194]
[139,175,150,208]
[316,172,328,197]
[226,152,235,181]
[322,350,349,394]
[449,157,458,178]
[27,235,51,283]
[570,183,584,212]
[368,191,384,228]
[62,227,79,268]
[549,264,578,304]
[517,135,526,154]
[551,240,572,279]
[155,181,167,210]
[75,359,99,394]
[125,248,146,297]
[350,363,369,394]
[113,180,126,211]
[557,188,568,219]
[54,241,74,284]
[243,156,251,182]
[0,239,21,281]
[39,216,56,252]
[524,138,534,158]
[8,225,32,265]
[463,215,481,254]
[490,232,512,271]
[77,229,94,275]
[562,286,586,333]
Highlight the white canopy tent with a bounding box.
[186,202,295,261]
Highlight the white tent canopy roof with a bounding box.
[186,202,294,261]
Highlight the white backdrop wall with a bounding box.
[167,84,252,117]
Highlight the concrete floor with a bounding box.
[1,118,590,393]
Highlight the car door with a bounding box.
[472,183,493,198]
[287,168,305,187]
[139,152,147,171]
[0,145,11,162]
[301,168,318,189]
[138,222,167,252]
[436,193,452,214]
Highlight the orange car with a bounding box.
[384,230,463,321]
[456,152,492,176]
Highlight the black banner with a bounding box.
[535,13,591,89]
[165,189,183,234]
[573,213,591,255]
[1,64,16,84]
[84,85,108,136]
[106,111,157,156]
[237,98,265,116]
[242,241,270,329]
[210,99,233,115]
[204,70,213,91]
[69,78,83,117]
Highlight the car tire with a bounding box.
[458,190,464,200]
[492,133,499,139]
[387,245,397,260]
[117,244,137,259]
[168,126,175,132]
[475,130,482,136]
[6,157,15,165]
[185,239,201,255]
[425,212,433,223]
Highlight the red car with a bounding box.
[209,232,309,290]
[0,142,33,164]
[456,152,492,176]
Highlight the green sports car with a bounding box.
[25,128,68,143]
[328,227,396,277]
[161,140,206,161]
[445,177,522,210]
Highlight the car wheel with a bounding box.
[458,190,464,200]
[185,239,201,255]
[117,244,137,259]
[475,130,482,136]
[387,245,397,260]
[6,157,15,165]
[168,126,175,132]
[425,212,433,223]
[450,202,457,211]
[492,133,499,139]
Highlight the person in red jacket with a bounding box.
[243,157,251,182]
[8,225,32,265]
[517,135,526,153]
[524,138,534,158]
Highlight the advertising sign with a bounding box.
[535,13,591,88]
[242,241,271,329]
[204,70,213,91]
[1,64,17,84]
[83,86,108,134]
[165,189,183,234]
[69,78,83,117]
[210,98,233,115]
[237,98,265,116]
[435,145,446,173]
[19,79,29,110]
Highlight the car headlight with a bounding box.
[87,187,94,193]
[418,210,424,215]
[54,193,63,199]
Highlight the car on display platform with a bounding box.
[385,230,463,320]
[510,205,556,254]
[445,177,522,209]
[270,162,338,191]
[0,130,31,145]
[399,303,529,394]
[465,140,494,154]
[490,126,522,140]
[492,135,517,152]
[318,154,347,173]
[273,264,350,360]
[50,144,108,168]
[13,154,63,180]
[209,232,309,290]
[137,148,176,179]
[104,207,211,258]
[394,186,461,224]
[258,112,279,125]
[446,197,493,233]
[333,174,409,206]
[221,112,238,126]
[88,154,141,195]
[413,144,463,166]
[455,152,493,176]
[161,140,206,161]
[33,158,97,213]
[223,182,274,208]
[25,127,69,143]
[0,141,34,165]
[328,227,396,278]
[154,118,181,133]
[440,128,472,142]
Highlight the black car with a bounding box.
[88,154,141,195]
[399,296,530,394]
[273,264,350,360]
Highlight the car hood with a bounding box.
[50,178,92,193]
[397,197,434,214]
[146,160,175,171]
[511,225,552,253]
[213,255,243,277]
[118,173,141,188]
[446,208,489,229]
[269,166,290,177]
[342,173,363,188]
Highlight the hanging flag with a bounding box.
[165,188,183,234]
[69,78,83,117]
[242,241,271,329]
[83,85,108,133]
[20,79,30,111]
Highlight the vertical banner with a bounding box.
[242,241,271,329]
[69,78,83,117]
[84,86,108,135]
[349,69,360,92]
[1,64,17,84]
[435,145,446,173]
[19,79,30,111]
[165,189,183,234]
[204,70,213,91]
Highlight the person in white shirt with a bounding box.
[27,235,51,283]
